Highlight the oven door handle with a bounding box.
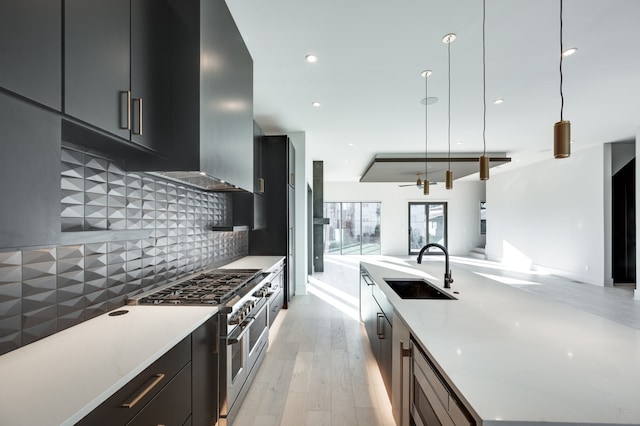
[227,318,255,345]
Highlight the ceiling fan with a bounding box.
[398,173,437,189]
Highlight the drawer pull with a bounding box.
[122,373,165,408]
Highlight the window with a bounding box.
[324,202,381,255]
[408,202,448,255]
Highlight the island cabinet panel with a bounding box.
[64,0,173,154]
[0,0,61,110]
[76,336,191,426]
[360,265,393,398]
[392,314,411,426]
[0,92,60,250]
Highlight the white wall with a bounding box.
[289,131,308,295]
[486,145,605,285]
[324,180,486,256]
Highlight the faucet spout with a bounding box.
[416,243,454,289]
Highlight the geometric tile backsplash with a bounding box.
[0,147,248,355]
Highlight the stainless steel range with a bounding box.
[128,267,273,426]
[130,269,266,306]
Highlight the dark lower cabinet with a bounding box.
[0,92,60,250]
[0,0,61,110]
[191,315,220,426]
[77,314,220,426]
[128,363,192,426]
[77,336,191,426]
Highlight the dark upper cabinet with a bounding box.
[64,0,172,153]
[129,0,172,150]
[288,140,296,188]
[0,92,60,250]
[129,0,254,192]
[64,0,130,140]
[254,121,265,194]
[198,0,253,192]
[0,0,61,110]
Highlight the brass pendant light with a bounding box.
[443,33,456,190]
[554,0,570,158]
[479,0,490,180]
[422,69,432,195]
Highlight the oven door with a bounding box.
[223,299,269,422]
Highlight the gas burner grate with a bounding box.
[135,269,261,305]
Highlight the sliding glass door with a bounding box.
[324,202,381,255]
[408,202,447,255]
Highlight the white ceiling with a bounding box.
[226,0,640,183]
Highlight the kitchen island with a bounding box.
[361,258,640,425]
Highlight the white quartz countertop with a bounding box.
[220,255,284,271]
[360,259,640,425]
[0,255,282,426]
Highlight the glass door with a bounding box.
[408,202,447,255]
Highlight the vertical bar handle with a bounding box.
[120,91,131,130]
[133,97,143,135]
[400,341,412,426]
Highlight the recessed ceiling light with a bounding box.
[312,101,321,107]
[305,54,318,63]
[344,160,349,163]
[494,98,504,104]
[562,47,577,57]
[457,141,464,145]
[348,143,354,146]
[420,97,439,105]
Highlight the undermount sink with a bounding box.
[384,278,457,300]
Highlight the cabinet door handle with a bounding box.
[376,313,385,338]
[120,91,131,130]
[133,97,143,135]
[121,373,165,408]
[258,178,265,193]
[400,341,412,426]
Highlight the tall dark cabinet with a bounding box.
[249,135,296,307]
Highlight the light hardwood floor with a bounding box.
[232,258,394,426]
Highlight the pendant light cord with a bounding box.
[482,0,487,156]
[425,73,428,178]
[447,39,451,171]
[560,0,564,121]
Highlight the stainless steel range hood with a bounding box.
[147,171,247,192]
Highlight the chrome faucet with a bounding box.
[416,243,454,289]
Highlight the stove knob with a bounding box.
[229,315,240,325]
